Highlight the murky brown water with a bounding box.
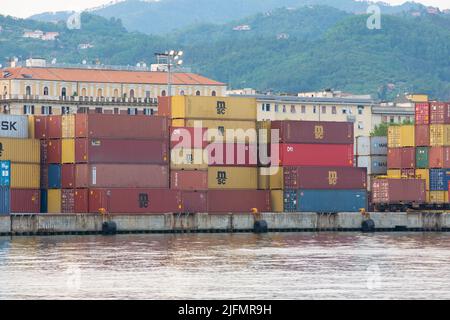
[1,233,450,300]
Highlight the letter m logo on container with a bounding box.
[0,160,11,187]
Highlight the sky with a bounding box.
[0,0,449,18]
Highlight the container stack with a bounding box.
[261,120,368,213]
[1,115,41,214]
[355,136,388,190]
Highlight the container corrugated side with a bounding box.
[297,189,367,213]
[415,169,430,190]
[181,191,207,213]
[415,102,430,125]
[416,147,429,169]
[0,160,11,187]
[275,144,354,167]
[388,126,401,148]
[170,148,208,170]
[0,187,10,214]
[400,125,415,147]
[388,148,402,169]
[429,147,450,168]
[10,189,40,213]
[34,116,48,139]
[62,115,75,138]
[415,125,430,147]
[47,189,62,213]
[170,170,208,191]
[207,167,258,189]
[356,156,387,175]
[47,116,62,139]
[62,139,75,164]
[430,102,450,124]
[0,115,29,138]
[430,125,450,146]
[429,169,450,191]
[207,190,271,213]
[0,138,40,164]
[10,163,40,189]
[48,164,61,189]
[47,139,62,164]
[371,179,426,204]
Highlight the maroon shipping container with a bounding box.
[429,147,450,168]
[10,189,40,213]
[430,102,450,124]
[415,124,430,147]
[283,166,367,190]
[170,127,209,149]
[372,179,426,204]
[401,168,415,178]
[271,121,353,144]
[182,191,208,213]
[47,139,61,164]
[88,189,182,214]
[34,116,48,139]
[61,164,76,189]
[274,144,354,167]
[75,164,168,188]
[415,102,430,125]
[40,140,48,164]
[75,138,169,164]
[75,114,169,139]
[401,147,416,169]
[61,189,88,213]
[388,148,402,169]
[207,190,271,213]
[207,143,258,167]
[171,170,208,190]
[47,116,62,139]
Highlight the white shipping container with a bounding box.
[356,136,388,156]
[357,155,388,175]
[0,115,29,138]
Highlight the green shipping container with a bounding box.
[416,147,429,169]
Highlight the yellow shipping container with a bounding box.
[208,167,257,189]
[415,169,430,190]
[61,139,75,164]
[172,119,257,143]
[10,163,40,189]
[271,190,284,213]
[62,115,75,138]
[388,126,401,148]
[400,125,415,147]
[269,167,284,190]
[170,148,208,170]
[48,189,62,213]
[0,138,40,163]
[387,169,402,178]
[430,125,450,146]
[170,96,257,120]
[27,115,35,139]
[257,121,271,145]
[428,191,446,204]
[258,167,270,190]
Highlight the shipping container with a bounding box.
[75,164,169,188]
[0,160,11,187]
[40,140,48,164]
[62,115,75,138]
[34,116,48,139]
[429,169,450,191]
[296,189,367,213]
[0,138,40,163]
[388,148,402,169]
[356,156,387,175]
[40,165,48,189]
[170,127,208,149]
[415,169,430,190]
[88,189,182,214]
[159,96,257,120]
[47,139,62,164]
[400,125,415,147]
[170,170,208,191]
[40,189,47,213]
[0,186,10,214]
[356,136,388,156]
[430,125,450,146]
[62,139,75,164]
[181,191,208,213]
[207,167,258,189]
[61,189,88,213]
[10,189,40,213]
[372,179,426,204]
[270,190,284,212]
[429,147,450,168]
[10,163,40,189]
[416,147,429,168]
[388,126,401,148]
[172,119,257,144]
[0,115,29,138]
[207,190,271,213]
[207,143,258,167]
[430,102,450,124]
[270,121,353,145]
[415,124,430,147]
[75,139,169,164]
[48,164,61,189]
[47,189,61,213]
[61,164,75,189]
[274,144,354,167]
[415,102,430,125]
[258,167,270,190]
[428,191,446,204]
[75,114,169,140]
[170,148,208,170]
[401,168,416,178]
[28,116,35,139]
[401,147,416,169]
[47,116,62,139]
[387,169,402,178]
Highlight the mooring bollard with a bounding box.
[252,208,268,234]
[360,209,375,233]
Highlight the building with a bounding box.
[0,61,226,115]
[23,30,44,39]
[41,32,60,41]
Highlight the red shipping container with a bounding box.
[283,166,367,190]
[430,102,450,124]
[415,102,430,125]
[10,189,40,213]
[207,143,258,167]
[401,147,416,169]
[75,164,169,188]
[75,138,169,164]
[158,96,170,117]
[61,189,88,213]
[273,144,354,167]
[170,127,208,149]
[75,114,169,139]
[182,191,208,213]
[372,179,426,204]
[61,164,76,189]
[34,116,48,139]
[271,121,353,144]
[401,168,416,178]
[47,139,62,164]
[429,147,450,168]
[171,170,208,190]
[88,189,182,214]
[388,148,402,169]
[207,190,271,213]
[415,124,430,147]
[47,116,62,139]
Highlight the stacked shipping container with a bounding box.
[356,136,388,191]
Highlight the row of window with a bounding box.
[261,104,365,115]
[382,115,411,123]
[19,105,154,115]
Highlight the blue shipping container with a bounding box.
[0,187,10,214]
[284,190,297,213]
[0,160,11,187]
[48,164,61,189]
[296,189,367,213]
[40,189,48,213]
[429,169,450,191]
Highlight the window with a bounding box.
[390,116,395,123]
[382,116,388,123]
[291,105,296,113]
[127,108,138,115]
[143,108,153,115]
[41,106,52,115]
[358,106,364,115]
[95,107,103,114]
[81,88,87,97]
[313,106,317,114]
[23,105,34,115]
[3,86,7,95]
[179,90,185,96]
[196,90,201,96]
[97,89,103,98]
[61,87,67,97]
[161,90,166,97]
[342,108,348,114]
[25,86,31,96]
[78,107,89,114]
[62,107,70,115]
[332,106,337,114]
[130,89,135,99]
[301,105,306,114]
[113,89,119,98]
[43,87,49,96]
[398,116,402,122]
[114,108,119,114]
[322,106,326,114]
[283,105,287,113]
[263,104,271,112]
[358,121,364,130]
[145,91,151,98]
[275,104,279,112]
[211,90,216,97]
[406,116,411,122]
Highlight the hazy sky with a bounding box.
[0,0,449,18]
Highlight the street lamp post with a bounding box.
[155,50,184,98]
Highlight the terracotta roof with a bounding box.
[2,67,225,86]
